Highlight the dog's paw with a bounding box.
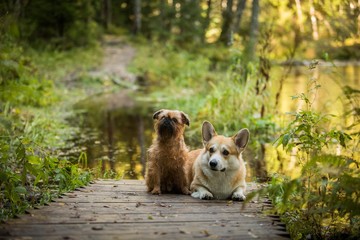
[181,187,191,195]
[200,192,214,200]
[191,191,201,199]
[191,190,213,200]
[232,192,246,201]
[150,187,161,195]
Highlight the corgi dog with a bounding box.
[187,121,250,201]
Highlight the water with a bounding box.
[272,64,359,118]
[63,90,154,179]
[64,65,359,180]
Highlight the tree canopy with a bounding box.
[1,0,360,59]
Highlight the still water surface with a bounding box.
[64,65,359,180]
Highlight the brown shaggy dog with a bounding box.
[145,109,191,195]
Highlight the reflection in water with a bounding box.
[65,91,154,179]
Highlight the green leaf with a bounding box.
[282,133,291,147]
[339,133,346,148]
[28,155,41,165]
[14,186,27,194]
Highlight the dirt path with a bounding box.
[90,36,137,84]
[81,36,140,110]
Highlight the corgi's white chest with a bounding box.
[202,169,237,199]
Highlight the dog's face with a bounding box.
[201,121,249,172]
[153,109,190,140]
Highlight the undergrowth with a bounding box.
[0,36,101,221]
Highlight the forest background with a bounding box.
[1,1,359,239]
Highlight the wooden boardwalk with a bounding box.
[0,180,290,239]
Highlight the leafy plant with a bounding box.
[252,61,360,239]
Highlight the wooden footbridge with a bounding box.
[0,180,290,239]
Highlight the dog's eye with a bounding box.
[172,118,178,123]
[209,147,215,153]
[222,150,229,156]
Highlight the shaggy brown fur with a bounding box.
[145,109,191,195]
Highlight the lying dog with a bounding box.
[187,121,250,200]
[145,109,191,195]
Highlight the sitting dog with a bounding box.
[145,109,191,195]
[187,121,250,200]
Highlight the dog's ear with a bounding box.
[202,121,216,144]
[153,109,164,120]
[180,112,190,126]
[233,128,250,152]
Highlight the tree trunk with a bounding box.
[246,0,259,61]
[202,0,212,42]
[357,0,360,38]
[309,0,318,40]
[14,0,23,38]
[133,0,141,35]
[232,0,246,34]
[219,0,234,46]
[295,0,304,32]
[102,0,112,30]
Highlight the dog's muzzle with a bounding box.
[158,117,175,138]
[209,159,226,172]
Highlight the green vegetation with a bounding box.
[0,36,103,221]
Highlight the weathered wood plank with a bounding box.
[1,222,289,239]
[21,202,269,215]
[7,212,273,224]
[0,180,289,239]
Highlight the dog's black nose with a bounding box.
[209,160,217,168]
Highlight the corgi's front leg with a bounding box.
[191,186,213,200]
[232,186,246,201]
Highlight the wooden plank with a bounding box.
[0,224,286,239]
[22,202,268,215]
[55,192,265,204]
[1,222,289,239]
[91,179,146,185]
[7,212,273,224]
[0,180,289,239]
